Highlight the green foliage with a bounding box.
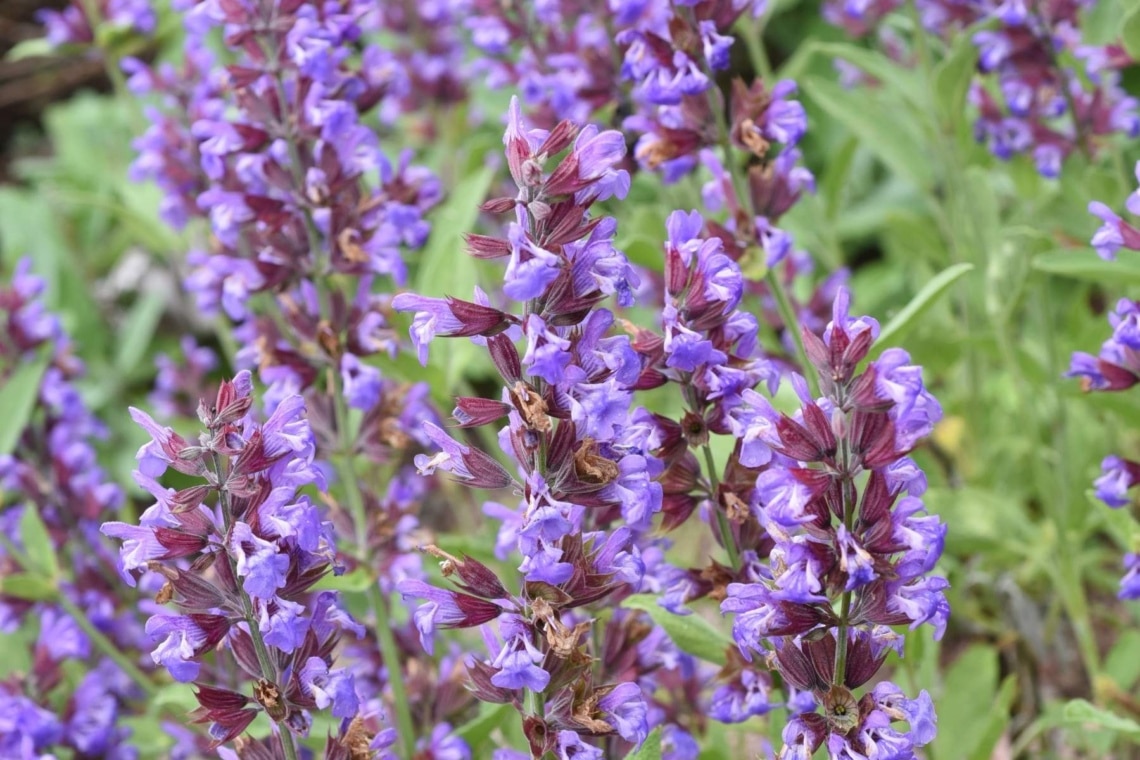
[0,349,50,456]
[621,595,733,666]
[627,727,663,760]
[872,262,975,354]
[802,76,935,190]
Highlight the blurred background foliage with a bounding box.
[3,0,1140,756]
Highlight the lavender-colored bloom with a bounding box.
[598,682,649,745]
[710,668,775,723]
[229,521,290,600]
[1121,554,1140,600]
[299,657,359,719]
[0,692,63,756]
[1095,455,1139,508]
[418,724,471,760]
[340,354,383,411]
[490,632,551,692]
[38,607,90,661]
[145,615,209,682]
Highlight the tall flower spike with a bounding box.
[101,372,363,752]
[722,287,946,757]
[394,95,658,755]
[0,259,142,759]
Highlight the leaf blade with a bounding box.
[0,351,50,457]
[622,595,732,666]
[874,263,975,352]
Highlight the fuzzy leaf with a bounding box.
[1123,7,1140,59]
[0,350,50,456]
[627,727,663,760]
[1063,699,1140,737]
[968,675,1018,760]
[809,42,925,108]
[873,263,975,354]
[454,702,513,748]
[622,595,731,666]
[0,572,57,601]
[18,506,58,580]
[1032,249,1140,285]
[802,77,935,190]
[116,291,166,376]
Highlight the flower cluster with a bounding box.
[721,290,947,757]
[826,0,1139,176]
[0,259,142,758]
[127,0,441,419]
[1069,173,1140,599]
[394,96,660,754]
[100,372,370,751]
[620,3,803,187]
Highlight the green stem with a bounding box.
[737,13,773,82]
[330,392,416,759]
[697,39,819,396]
[702,443,741,569]
[366,582,417,758]
[766,269,818,396]
[832,453,856,686]
[832,591,852,686]
[57,591,156,696]
[213,454,300,760]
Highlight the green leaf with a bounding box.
[0,349,49,456]
[874,263,975,352]
[1063,699,1140,737]
[802,77,935,190]
[1105,630,1140,691]
[18,506,58,579]
[115,291,166,376]
[5,38,52,61]
[622,595,732,666]
[153,683,199,715]
[414,166,495,388]
[313,567,374,593]
[968,676,1018,760]
[454,702,513,748]
[0,572,58,601]
[627,727,663,760]
[819,136,859,220]
[808,42,924,108]
[1123,7,1140,60]
[934,645,998,760]
[933,35,979,129]
[1032,249,1140,285]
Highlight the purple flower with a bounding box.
[505,223,562,301]
[490,630,550,692]
[299,657,359,719]
[38,607,90,661]
[598,682,649,746]
[1121,554,1140,599]
[710,668,775,723]
[1095,455,1140,507]
[229,522,289,600]
[556,731,603,760]
[340,354,383,411]
[888,576,950,640]
[145,615,211,682]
